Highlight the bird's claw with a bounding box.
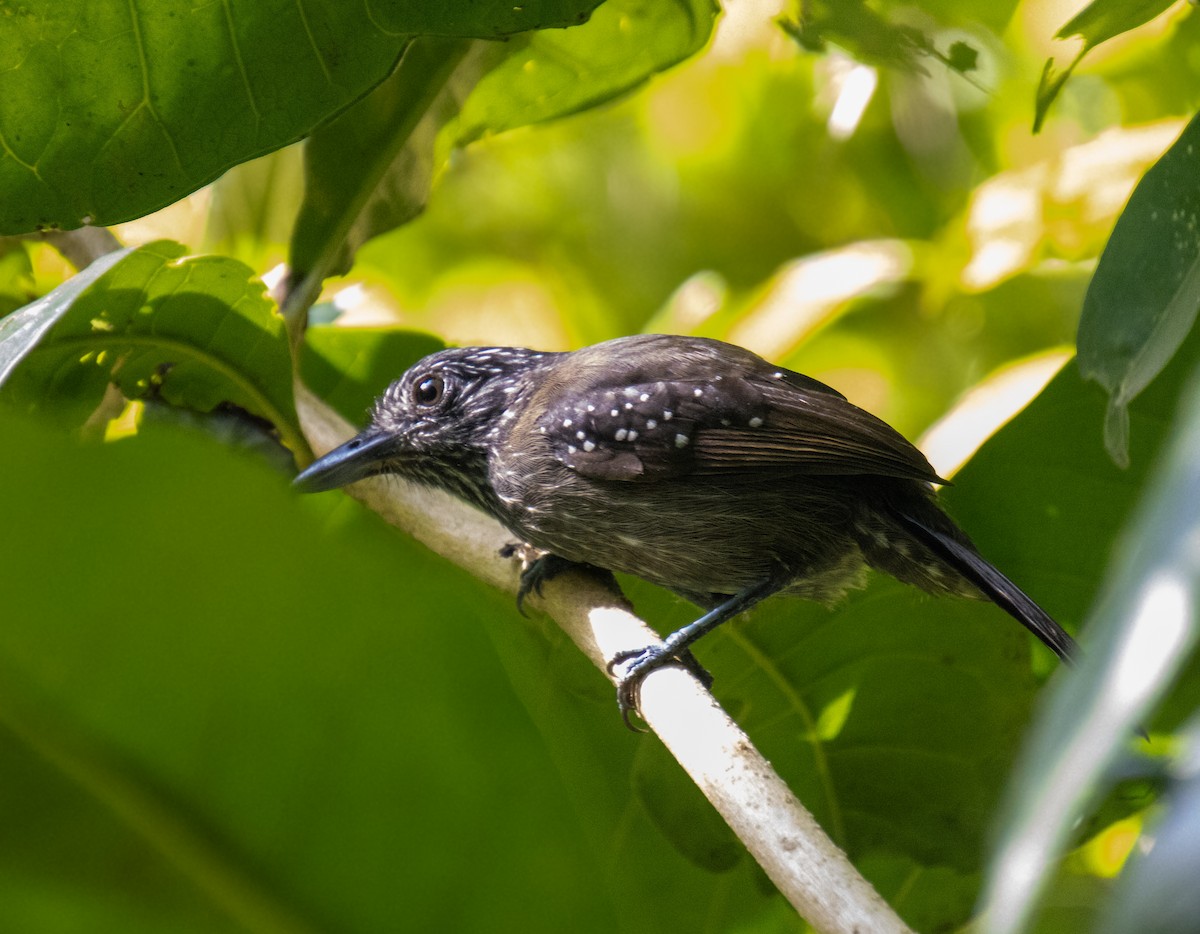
[503,547,619,618]
[503,547,573,617]
[607,645,713,731]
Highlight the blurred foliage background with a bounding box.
[4,0,1200,932]
[89,0,1194,436]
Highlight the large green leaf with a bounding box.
[0,0,602,234]
[0,414,808,932]
[978,378,1200,932]
[1077,114,1200,467]
[0,241,300,452]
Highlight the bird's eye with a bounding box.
[413,374,445,407]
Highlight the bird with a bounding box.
[293,334,1076,725]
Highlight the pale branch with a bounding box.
[294,380,913,934]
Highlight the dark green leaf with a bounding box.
[284,38,487,331]
[0,0,602,234]
[1077,114,1200,467]
[299,325,444,425]
[632,740,743,872]
[0,241,300,452]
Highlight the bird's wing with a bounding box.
[535,368,941,484]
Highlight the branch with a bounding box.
[33,227,123,271]
[295,381,913,934]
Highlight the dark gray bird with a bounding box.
[294,334,1076,723]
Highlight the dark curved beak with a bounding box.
[293,431,394,493]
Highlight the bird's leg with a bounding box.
[608,576,787,729]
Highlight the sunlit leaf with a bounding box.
[454,0,718,143]
[0,247,133,385]
[0,241,300,452]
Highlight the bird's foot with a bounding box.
[607,645,713,731]
[500,546,577,616]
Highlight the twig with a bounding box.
[34,227,123,271]
[294,380,913,934]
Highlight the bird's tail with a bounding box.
[889,504,1077,664]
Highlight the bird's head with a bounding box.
[293,345,550,504]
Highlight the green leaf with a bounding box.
[1077,114,1200,467]
[696,577,1036,875]
[1054,0,1177,46]
[0,415,619,933]
[0,246,134,385]
[886,0,1019,33]
[284,38,487,332]
[0,0,602,234]
[1034,0,1176,131]
[299,324,444,425]
[0,414,815,932]
[979,355,1200,933]
[0,241,301,453]
[454,0,719,144]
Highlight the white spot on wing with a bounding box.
[675,433,689,448]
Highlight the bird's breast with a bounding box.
[488,447,868,600]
